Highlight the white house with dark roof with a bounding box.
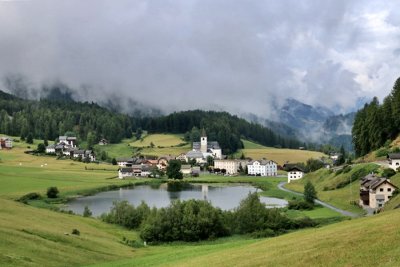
[359,174,398,209]
[59,136,77,148]
[247,159,277,176]
[116,157,134,167]
[387,153,400,170]
[287,166,304,183]
[45,144,56,154]
[0,137,13,149]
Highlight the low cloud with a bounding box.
[0,0,399,116]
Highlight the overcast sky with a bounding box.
[0,0,399,116]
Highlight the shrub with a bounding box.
[101,201,150,229]
[375,148,389,157]
[342,165,352,174]
[287,199,314,210]
[83,206,92,217]
[46,187,59,198]
[71,229,80,235]
[18,192,41,203]
[382,168,396,178]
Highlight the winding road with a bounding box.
[277,182,359,218]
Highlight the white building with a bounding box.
[191,129,222,160]
[0,137,13,149]
[118,168,134,179]
[287,167,304,183]
[59,136,77,148]
[116,157,134,167]
[247,160,277,176]
[214,160,249,175]
[45,144,56,154]
[387,153,400,171]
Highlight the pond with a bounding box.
[66,183,288,216]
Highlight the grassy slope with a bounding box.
[237,140,326,165]
[0,199,138,267]
[284,163,396,214]
[93,209,400,267]
[130,134,186,147]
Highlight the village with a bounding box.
[1,132,398,213]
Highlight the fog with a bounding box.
[1,0,400,116]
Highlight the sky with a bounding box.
[0,0,399,117]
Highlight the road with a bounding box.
[277,181,359,218]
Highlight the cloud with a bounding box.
[0,0,399,117]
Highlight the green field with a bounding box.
[2,137,400,266]
[130,134,186,147]
[237,140,326,165]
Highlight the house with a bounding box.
[186,150,206,164]
[63,147,77,157]
[329,152,341,161]
[192,166,201,176]
[287,166,304,183]
[116,157,134,167]
[181,165,192,175]
[98,138,109,145]
[157,155,174,170]
[118,167,133,179]
[72,150,96,162]
[59,136,77,148]
[45,144,56,154]
[359,174,398,209]
[0,137,13,149]
[387,153,400,171]
[191,129,222,160]
[176,153,188,162]
[214,159,249,175]
[55,144,65,154]
[247,160,277,176]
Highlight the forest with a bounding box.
[0,88,302,154]
[352,77,400,156]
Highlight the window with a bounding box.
[388,188,392,192]
[380,188,384,192]
[378,204,383,207]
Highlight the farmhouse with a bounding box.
[59,136,77,148]
[214,159,249,175]
[116,157,134,167]
[359,174,398,209]
[0,137,13,149]
[72,150,96,162]
[387,153,400,171]
[186,150,206,164]
[191,129,222,160]
[247,160,277,176]
[287,166,304,183]
[181,165,192,175]
[118,167,134,179]
[45,144,56,154]
[176,153,188,162]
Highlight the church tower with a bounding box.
[200,128,207,153]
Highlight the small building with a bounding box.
[287,167,304,183]
[118,167,133,179]
[0,137,13,149]
[72,150,96,162]
[387,153,400,171]
[59,136,77,148]
[181,165,192,175]
[98,138,109,145]
[116,157,134,167]
[247,160,277,176]
[176,153,188,162]
[191,166,201,176]
[329,152,341,161]
[359,174,398,209]
[186,150,206,164]
[45,144,56,154]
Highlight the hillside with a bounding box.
[93,209,400,267]
[284,163,394,214]
[237,140,326,165]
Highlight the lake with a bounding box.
[66,183,288,216]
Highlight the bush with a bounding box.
[375,148,389,157]
[382,168,396,178]
[71,229,80,235]
[46,187,59,198]
[342,165,352,174]
[287,199,314,210]
[83,206,92,217]
[101,201,150,229]
[18,192,41,203]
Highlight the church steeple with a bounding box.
[200,128,207,153]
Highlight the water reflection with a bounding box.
[66,183,288,216]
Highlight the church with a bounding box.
[186,129,222,162]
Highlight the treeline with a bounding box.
[0,89,134,143]
[137,110,302,154]
[352,77,400,156]
[101,193,315,243]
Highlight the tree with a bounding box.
[240,153,245,160]
[304,181,317,204]
[86,131,96,149]
[112,158,117,165]
[26,132,33,144]
[382,168,396,178]
[37,143,46,153]
[83,206,92,217]
[44,139,48,146]
[166,160,183,179]
[47,187,59,198]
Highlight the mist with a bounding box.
[1,0,400,117]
